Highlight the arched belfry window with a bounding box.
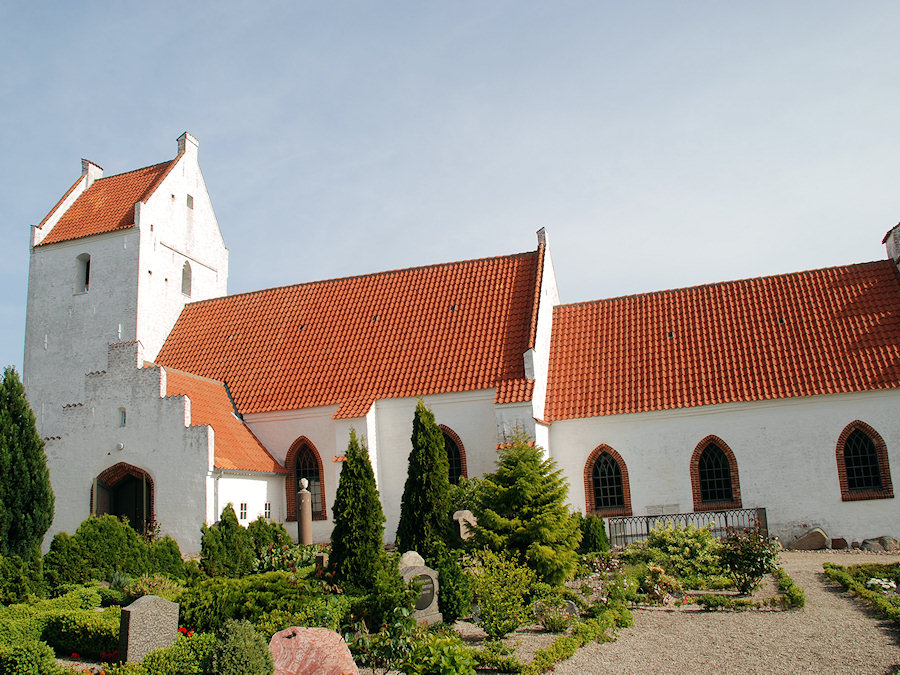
[438,425,467,485]
[181,261,192,297]
[836,421,893,501]
[583,445,631,516]
[285,437,326,521]
[75,253,91,293]
[690,436,741,511]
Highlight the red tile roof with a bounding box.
[546,261,900,421]
[155,251,541,417]
[164,368,287,473]
[37,160,177,246]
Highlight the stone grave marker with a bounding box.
[118,595,179,663]
[269,626,359,675]
[398,552,442,624]
[452,509,477,541]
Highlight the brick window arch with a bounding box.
[285,437,326,521]
[438,424,468,485]
[584,445,632,516]
[836,421,894,502]
[90,462,155,534]
[690,436,742,511]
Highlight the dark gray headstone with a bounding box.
[118,595,179,663]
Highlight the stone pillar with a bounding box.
[298,478,312,546]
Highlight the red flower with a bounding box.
[71,653,80,660]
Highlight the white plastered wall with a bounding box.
[44,342,213,553]
[524,229,560,422]
[214,473,286,527]
[549,389,900,543]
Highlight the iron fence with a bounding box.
[605,507,768,548]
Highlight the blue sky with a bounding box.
[2,2,899,373]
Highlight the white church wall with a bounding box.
[44,343,212,554]
[215,473,284,526]
[135,134,228,363]
[24,229,140,437]
[550,389,900,544]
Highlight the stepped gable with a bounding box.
[37,160,176,246]
[546,260,900,421]
[156,250,541,418]
[164,367,286,473]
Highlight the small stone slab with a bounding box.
[269,627,359,675]
[861,538,885,552]
[399,551,425,568]
[788,527,828,550]
[831,538,849,550]
[118,595,179,663]
[453,510,477,540]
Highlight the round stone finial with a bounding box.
[299,478,309,490]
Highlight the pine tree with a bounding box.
[472,432,581,586]
[0,366,54,559]
[329,429,387,589]
[200,504,254,577]
[395,401,452,557]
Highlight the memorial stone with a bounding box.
[118,595,179,663]
[269,627,359,675]
[398,552,442,624]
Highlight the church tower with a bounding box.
[24,132,229,437]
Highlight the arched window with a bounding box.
[439,425,467,485]
[836,421,894,501]
[181,261,192,297]
[583,445,631,516]
[690,436,741,511]
[285,437,326,521]
[75,253,91,293]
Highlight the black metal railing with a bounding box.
[605,507,767,548]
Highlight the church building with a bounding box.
[25,133,898,553]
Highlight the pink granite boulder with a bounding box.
[269,627,359,675]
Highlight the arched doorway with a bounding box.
[92,463,154,534]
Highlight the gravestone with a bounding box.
[398,552,442,624]
[118,595,179,663]
[452,510,477,541]
[788,527,828,550]
[269,627,359,675]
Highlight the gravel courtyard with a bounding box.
[555,550,900,675]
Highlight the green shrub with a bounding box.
[71,515,150,579]
[253,543,320,574]
[471,549,536,639]
[773,567,805,608]
[253,594,352,635]
[468,639,524,673]
[0,552,45,604]
[396,402,453,559]
[719,527,777,594]
[104,631,218,675]
[823,562,900,625]
[210,619,273,675]
[576,513,610,554]
[354,558,417,631]
[43,532,86,586]
[401,632,476,675]
[42,606,120,657]
[346,606,420,672]
[329,430,388,591]
[246,517,292,562]
[533,594,575,633]
[620,523,723,586]
[148,537,186,579]
[200,504,254,578]
[431,546,472,624]
[124,574,183,602]
[0,639,58,675]
[179,571,340,633]
[472,434,581,586]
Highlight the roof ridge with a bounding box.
[94,159,174,182]
[556,259,892,310]
[183,248,540,308]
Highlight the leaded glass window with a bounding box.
[844,429,882,491]
[295,446,322,516]
[698,443,733,503]
[592,452,624,510]
[443,432,463,485]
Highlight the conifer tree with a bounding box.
[395,401,452,557]
[0,367,54,559]
[329,429,387,588]
[200,503,254,577]
[472,432,581,586]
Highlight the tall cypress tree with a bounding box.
[395,401,451,557]
[472,432,581,586]
[329,429,386,589]
[0,367,55,559]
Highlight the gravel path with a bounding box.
[555,551,900,675]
